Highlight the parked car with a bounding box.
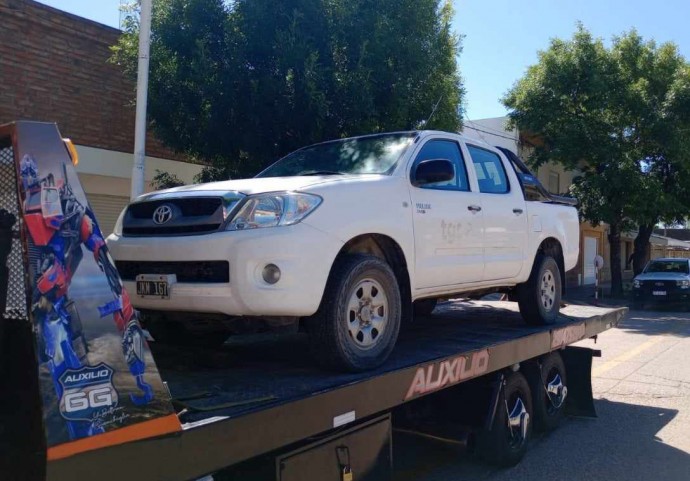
[632,258,690,309]
[107,131,579,371]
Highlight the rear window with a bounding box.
[644,260,689,274]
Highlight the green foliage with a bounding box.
[111,0,464,179]
[503,25,690,293]
[151,169,185,190]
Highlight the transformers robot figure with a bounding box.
[20,154,153,439]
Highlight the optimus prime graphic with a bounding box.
[20,153,153,439]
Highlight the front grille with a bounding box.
[128,198,221,218]
[644,280,676,289]
[123,197,224,236]
[123,224,220,236]
[116,261,229,283]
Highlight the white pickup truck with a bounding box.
[107,131,579,371]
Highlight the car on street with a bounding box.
[107,131,579,371]
[632,257,690,309]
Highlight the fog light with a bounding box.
[262,264,281,284]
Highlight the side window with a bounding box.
[411,140,469,191]
[467,145,509,194]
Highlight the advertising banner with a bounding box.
[0,121,180,461]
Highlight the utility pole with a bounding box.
[131,0,152,200]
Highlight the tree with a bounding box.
[150,169,185,190]
[111,0,464,179]
[503,25,690,296]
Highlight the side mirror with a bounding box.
[412,159,454,186]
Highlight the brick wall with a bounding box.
[0,0,181,160]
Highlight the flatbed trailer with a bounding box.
[0,121,626,481]
[41,300,624,481]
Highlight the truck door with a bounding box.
[408,138,484,289]
[464,143,528,281]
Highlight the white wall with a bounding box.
[461,117,519,153]
[74,144,204,196]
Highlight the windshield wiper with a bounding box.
[297,170,344,176]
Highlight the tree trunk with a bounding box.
[632,223,655,276]
[608,222,623,297]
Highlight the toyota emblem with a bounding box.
[152,205,173,225]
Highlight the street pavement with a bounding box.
[395,306,690,481]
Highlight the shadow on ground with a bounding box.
[394,399,688,481]
[616,311,690,338]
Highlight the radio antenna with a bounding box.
[422,95,443,129]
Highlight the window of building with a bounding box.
[548,171,560,194]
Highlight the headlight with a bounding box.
[112,207,126,236]
[226,192,322,231]
[633,279,642,288]
[676,279,690,288]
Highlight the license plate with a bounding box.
[136,274,176,299]
[652,290,666,296]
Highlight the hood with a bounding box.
[635,272,690,281]
[135,174,380,202]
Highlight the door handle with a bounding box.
[468,205,482,213]
[513,208,524,215]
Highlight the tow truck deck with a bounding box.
[46,300,625,481]
[0,121,626,481]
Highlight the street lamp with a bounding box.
[130,0,152,200]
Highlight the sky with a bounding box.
[38,0,690,121]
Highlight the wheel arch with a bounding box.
[333,233,412,317]
[536,237,566,294]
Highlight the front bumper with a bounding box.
[106,223,343,317]
[632,287,690,303]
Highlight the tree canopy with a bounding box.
[112,0,464,179]
[503,25,690,295]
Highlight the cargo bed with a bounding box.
[47,300,625,481]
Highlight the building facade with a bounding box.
[0,0,203,233]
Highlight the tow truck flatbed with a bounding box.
[47,300,625,481]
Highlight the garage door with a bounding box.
[86,194,130,236]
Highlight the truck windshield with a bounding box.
[256,133,416,177]
[644,260,690,274]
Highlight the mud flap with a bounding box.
[561,346,598,418]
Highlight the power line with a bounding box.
[464,119,517,137]
[463,124,519,142]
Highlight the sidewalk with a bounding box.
[563,283,631,308]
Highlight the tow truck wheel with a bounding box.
[413,298,437,317]
[477,371,533,467]
[526,352,567,432]
[517,254,561,325]
[307,254,401,372]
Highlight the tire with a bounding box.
[526,353,567,432]
[517,254,561,325]
[306,254,401,372]
[476,371,533,467]
[413,298,437,317]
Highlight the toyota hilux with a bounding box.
[107,131,579,371]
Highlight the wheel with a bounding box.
[477,371,533,467]
[517,254,561,325]
[413,298,437,317]
[306,254,401,372]
[526,353,567,432]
